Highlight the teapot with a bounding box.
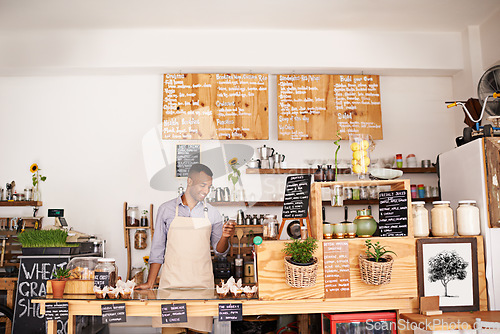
[246,159,261,169]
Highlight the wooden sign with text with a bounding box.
[277,74,382,140]
[162,73,269,140]
[323,240,351,298]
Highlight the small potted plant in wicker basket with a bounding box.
[359,239,396,285]
[282,237,318,288]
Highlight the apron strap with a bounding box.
[176,198,209,219]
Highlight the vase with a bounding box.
[33,188,41,202]
[50,279,67,299]
[354,211,377,237]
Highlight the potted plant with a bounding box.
[358,239,397,285]
[17,229,79,255]
[49,267,71,299]
[282,237,318,288]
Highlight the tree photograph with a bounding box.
[428,250,468,297]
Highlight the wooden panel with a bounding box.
[47,280,94,295]
[277,74,382,140]
[476,236,488,311]
[256,240,324,300]
[485,137,500,228]
[162,73,268,140]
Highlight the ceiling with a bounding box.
[0,0,499,32]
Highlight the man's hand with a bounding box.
[222,220,235,238]
[135,282,154,290]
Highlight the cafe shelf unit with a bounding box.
[0,201,43,207]
[246,167,437,175]
[0,217,43,268]
[210,197,439,207]
[229,225,263,259]
[122,202,154,281]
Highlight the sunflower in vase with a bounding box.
[30,163,47,201]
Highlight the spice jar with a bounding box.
[412,201,429,237]
[94,258,118,288]
[140,211,149,227]
[456,200,480,236]
[331,185,343,207]
[134,229,148,249]
[431,201,454,236]
[359,186,369,200]
[314,165,325,182]
[127,206,140,227]
[262,214,278,240]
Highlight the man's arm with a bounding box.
[216,220,235,253]
[136,263,161,290]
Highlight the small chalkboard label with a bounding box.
[218,304,242,322]
[94,271,109,289]
[378,190,408,237]
[45,302,69,321]
[161,303,188,324]
[282,175,311,219]
[101,303,126,324]
[176,144,201,177]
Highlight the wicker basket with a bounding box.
[284,256,318,288]
[358,254,394,285]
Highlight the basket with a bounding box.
[284,256,318,288]
[358,254,394,285]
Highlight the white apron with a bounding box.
[152,203,214,333]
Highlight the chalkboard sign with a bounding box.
[162,73,269,140]
[161,303,188,324]
[94,271,109,289]
[12,256,70,334]
[378,190,408,237]
[282,175,312,219]
[323,241,351,298]
[45,302,69,321]
[218,304,242,322]
[176,144,201,177]
[277,74,382,140]
[101,303,126,324]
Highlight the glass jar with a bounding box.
[368,186,378,200]
[262,214,278,240]
[134,229,148,249]
[457,200,480,236]
[127,206,140,227]
[344,223,357,238]
[431,201,454,236]
[323,222,333,239]
[131,267,145,284]
[67,257,98,280]
[94,258,118,288]
[359,186,369,200]
[314,165,325,182]
[412,201,429,237]
[331,185,343,207]
[140,212,148,227]
[352,187,360,200]
[333,223,345,239]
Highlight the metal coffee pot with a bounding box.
[236,209,245,225]
[246,159,260,169]
[260,159,270,169]
[256,145,275,160]
[273,153,286,168]
[214,187,223,202]
[223,187,231,202]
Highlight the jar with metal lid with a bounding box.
[431,201,454,236]
[262,214,278,240]
[252,214,259,226]
[359,186,369,200]
[457,200,480,236]
[134,229,148,249]
[94,258,118,288]
[127,206,140,227]
[412,201,429,237]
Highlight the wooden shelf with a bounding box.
[124,226,152,229]
[246,167,437,175]
[210,197,440,207]
[0,201,42,207]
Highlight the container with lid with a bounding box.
[354,209,377,237]
[457,200,480,236]
[127,206,140,227]
[134,229,148,249]
[262,214,278,240]
[431,201,454,236]
[67,257,99,280]
[94,258,118,288]
[412,201,429,237]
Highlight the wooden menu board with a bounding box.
[323,240,351,298]
[277,74,382,140]
[162,73,268,140]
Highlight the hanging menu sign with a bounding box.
[218,304,243,322]
[94,272,109,289]
[323,241,351,298]
[161,303,188,324]
[175,144,200,177]
[277,74,382,140]
[45,303,69,321]
[282,175,311,219]
[378,190,408,237]
[101,303,127,324]
[162,73,269,140]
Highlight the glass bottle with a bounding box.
[127,206,140,227]
[412,201,429,237]
[325,165,335,182]
[140,211,149,227]
[431,201,454,236]
[314,165,325,182]
[457,200,480,236]
[263,214,278,240]
[134,229,148,249]
[94,258,118,288]
[354,209,377,237]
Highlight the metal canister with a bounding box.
[245,215,252,225]
[236,210,245,225]
[252,214,259,225]
[259,214,265,225]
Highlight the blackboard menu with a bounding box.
[176,144,200,177]
[218,304,243,322]
[94,271,109,289]
[378,190,408,237]
[282,175,311,219]
[101,303,127,324]
[323,241,351,298]
[162,73,269,140]
[161,303,188,324]
[45,302,69,321]
[277,74,382,140]
[12,256,70,334]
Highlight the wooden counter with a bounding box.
[400,311,500,331]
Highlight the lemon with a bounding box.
[363,150,368,157]
[350,142,360,151]
[351,159,358,166]
[353,151,363,160]
[362,140,370,150]
[364,166,369,173]
[352,164,363,174]
[363,157,371,166]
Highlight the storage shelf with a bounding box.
[0,201,42,207]
[210,197,440,207]
[246,167,437,175]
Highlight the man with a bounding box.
[136,163,235,333]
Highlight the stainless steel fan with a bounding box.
[478,65,500,118]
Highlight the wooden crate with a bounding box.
[47,279,94,295]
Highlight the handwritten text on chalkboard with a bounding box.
[161,303,188,324]
[45,303,69,321]
[218,304,243,322]
[176,144,200,177]
[378,190,408,237]
[282,175,311,219]
[94,271,109,289]
[101,304,127,324]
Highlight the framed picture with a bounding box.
[416,238,479,312]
